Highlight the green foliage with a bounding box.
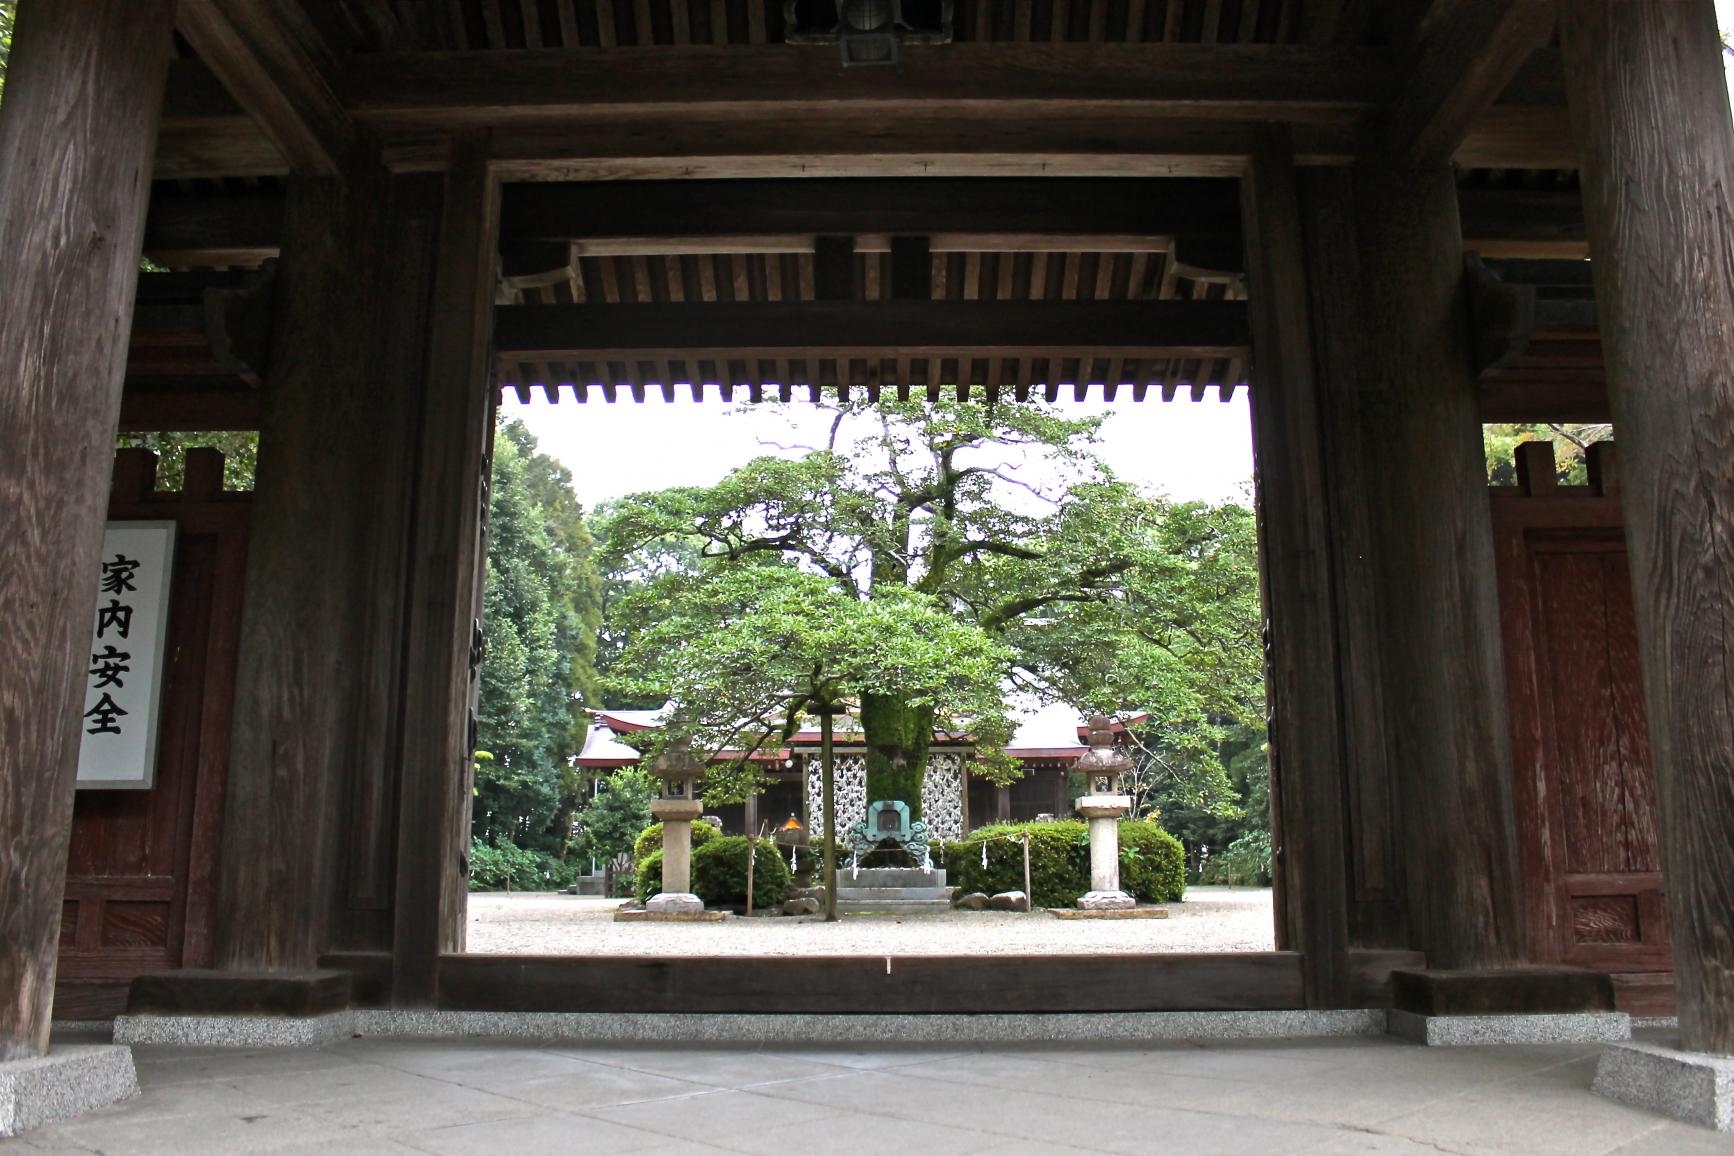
[1200,828,1273,887]
[634,849,664,904]
[0,1,12,106]
[946,819,1186,908]
[113,431,260,492]
[471,417,604,858]
[570,769,657,865]
[1484,423,1612,486]
[467,837,577,892]
[693,836,792,909]
[1117,821,1188,902]
[635,835,791,909]
[632,816,719,866]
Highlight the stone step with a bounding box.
[841,868,947,888]
[833,886,953,901]
[835,898,954,914]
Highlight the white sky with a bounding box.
[508,11,1734,513]
[509,391,1254,511]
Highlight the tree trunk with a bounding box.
[858,692,933,820]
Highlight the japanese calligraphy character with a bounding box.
[88,645,131,689]
[96,599,133,640]
[100,554,141,596]
[83,693,127,736]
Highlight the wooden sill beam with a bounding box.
[175,0,353,177]
[1376,0,1557,169]
[493,300,1249,361]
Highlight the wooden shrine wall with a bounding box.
[1491,441,1673,1016]
[56,448,250,1018]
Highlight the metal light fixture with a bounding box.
[785,0,954,66]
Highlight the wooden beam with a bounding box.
[340,44,1394,128]
[0,0,177,1062]
[1561,0,1734,1056]
[500,179,1245,247]
[392,133,500,1006]
[145,189,286,268]
[1241,128,1353,1007]
[1376,0,1555,169]
[492,300,1250,360]
[175,0,353,177]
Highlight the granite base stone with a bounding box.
[113,1010,357,1048]
[645,892,704,915]
[352,1008,1386,1045]
[1594,1038,1734,1130]
[1388,1008,1630,1047]
[1076,890,1136,910]
[0,1045,139,1137]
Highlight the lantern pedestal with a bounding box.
[1076,795,1134,910]
[650,797,704,912]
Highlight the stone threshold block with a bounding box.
[114,1010,358,1048]
[1049,906,1170,920]
[353,1008,1388,1046]
[1389,1008,1630,1047]
[0,1045,138,1137]
[1593,1039,1734,1131]
[126,968,353,1018]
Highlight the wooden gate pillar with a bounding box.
[0,0,176,1061]
[1560,0,1734,1056]
[1350,159,1525,971]
[1241,130,1353,1007]
[391,133,501,1006]
[214,154,426,974]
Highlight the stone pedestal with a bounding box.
[1076,795,1133,909]
[651,797,704,905]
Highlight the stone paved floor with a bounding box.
[12,1028,1732,1154]
[467,885,1277,955]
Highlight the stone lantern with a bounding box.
[647,741,706,915]
[1074,715,1136,910]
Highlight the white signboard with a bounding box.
[76,522,176,790]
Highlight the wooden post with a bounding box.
[821,708,839,923]
[0,0,176,1061]
[393,132,501,1005]
[214,160,397,972]
[1350,157,1524,971]
[1560,0,1734,1055]
[1240,128,1354,1006]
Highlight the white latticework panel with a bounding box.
[805,753,867,839]
[921,753,965,841]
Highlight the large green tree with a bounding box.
[598,399,1264,819]
[472,418,604,857]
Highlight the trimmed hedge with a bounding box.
[633,819,719,866]
[945,819,1186,908]
[635,836,792,909]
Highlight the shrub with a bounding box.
[635,836,792,909]
[1118,820,1187,902]
[469,837,558,892]
[633,819,719,866]
[948,821,1092,909]
[947,819,1187,907]
[695,836,792,909]
[635,849,664,904]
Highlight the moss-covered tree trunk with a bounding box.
[859,692,933,820]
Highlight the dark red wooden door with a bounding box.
[56,450,249,1018]
[1492,447,1671,1006]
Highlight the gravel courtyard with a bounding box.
[467,885,1275,955]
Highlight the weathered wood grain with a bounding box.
[0,0,176,1062]
[1560,0,1734,1055]
[1240,129,1352,1006]
[1350,159,1525,971]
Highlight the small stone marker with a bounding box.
[988,890,1030,912]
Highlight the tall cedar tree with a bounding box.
[473,418,603,856]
